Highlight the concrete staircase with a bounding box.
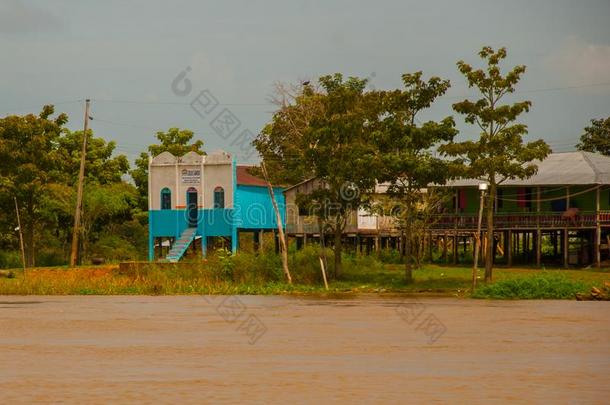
[165,227,197,262]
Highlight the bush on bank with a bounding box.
[472,273,588,299]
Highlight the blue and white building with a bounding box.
[148,151,285,262]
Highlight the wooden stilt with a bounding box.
[536,230,542,268]
[595,186,601,268]
[507,230,513,267]
[452,232,458,264]
[563,228,569,268]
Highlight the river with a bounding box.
[1,296,608,404]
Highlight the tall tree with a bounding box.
[439,46,550,282]
[374,72,457,283]
[131,128,204,206]
[255,74,377,277]
[0,106,68,266]
[254,82,323,185]
[301,74,378,277]
[577,117,610,156]
[57,129,130,185]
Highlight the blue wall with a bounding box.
[234,184,285,229]
[149,183,286,260]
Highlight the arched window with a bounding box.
[161,188,171,210]
[214,186,225,208]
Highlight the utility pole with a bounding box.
[14,197,26,275]
[70,99,90,267]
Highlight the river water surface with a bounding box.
[1,296,609,404]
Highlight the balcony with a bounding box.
[429,210,610,230]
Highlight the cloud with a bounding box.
[545,36,610,84]
[0,0,64,34]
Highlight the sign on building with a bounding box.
[181,169,201,184]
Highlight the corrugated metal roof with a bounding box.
[447,151,610,186]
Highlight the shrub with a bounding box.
[0,250,22,269]
[472,273,588,299]
[377,248,403,264]
[91,234,139,262]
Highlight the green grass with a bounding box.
[0,249,608,298]
[472,273,589,299]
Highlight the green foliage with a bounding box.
[577,117,610,156]
[472,273,588,299]
[56,129,130,185]
[0,105,68,266]
[439,46,551,185]
[256,74,380,276]
[0,105,145,266]
[439,46,551,282]
[377,248,403,264]
[0,251,21,269]
[372,71,457,282]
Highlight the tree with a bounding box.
[57,129,130,185]
[131,128,204,206]
[43,129,132,263]
[255,74,378,277]
[439,46,550,282]
[577,117,610,156]
[0,105,68,266]
[373,72,457,283]
[302,74,380,277]
[254,82,323,185]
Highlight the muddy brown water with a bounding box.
[0,296,609,404]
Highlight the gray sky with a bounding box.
[1,0,609,164]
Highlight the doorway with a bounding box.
[187,187,198,227]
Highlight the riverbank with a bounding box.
[1,261,608,298]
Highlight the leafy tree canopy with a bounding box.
[577,117,610,156]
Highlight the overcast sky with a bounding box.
[1,0,609,163]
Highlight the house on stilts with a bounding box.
[147,151,284,262]
[429,151,610,268]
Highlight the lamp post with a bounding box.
[472,183,487,290]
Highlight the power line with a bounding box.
[0,99,83,115]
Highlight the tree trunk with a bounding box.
[484,184,496,283]
[404,217,413,284]
[24,221,35,267]
[261,162,292,284]
[318,217,329,274]
[333,224,342,278]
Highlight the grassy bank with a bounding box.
[1,248,608,298]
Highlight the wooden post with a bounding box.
[536,187,541,268]
[259,230,264,253]
[452,232,458,264]
[14,197,26,275]
[442,233,448,263]
[595,186,601,268]
[563,228,569,269]
[70,98,91,266]
[535,230,541,268]
[507,230,513,267]
[319,256,329,290]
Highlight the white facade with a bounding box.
[148,150,233,211]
